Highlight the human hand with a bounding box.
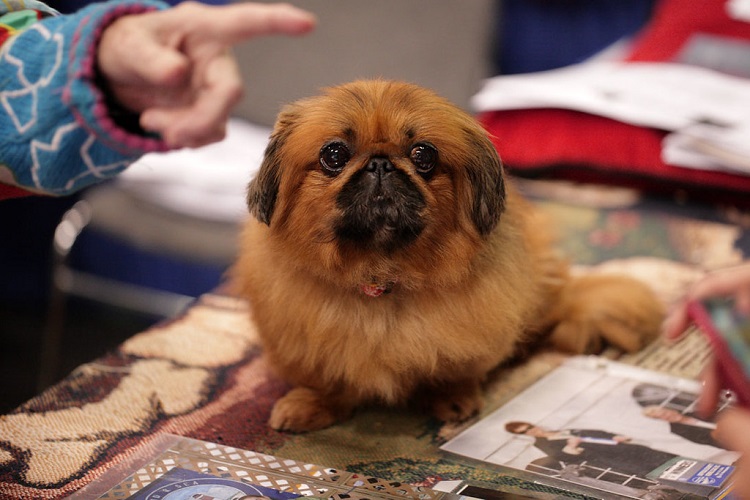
[661,264,750,495]
[643,405,705,424]
[643,405,683,422]
[662,263,750,342]
[714,407,750,498]
[96,2,315,148]
[563,437,583,455]
[661,263,750,414]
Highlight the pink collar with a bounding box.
[360,278,397,297]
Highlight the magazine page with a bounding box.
[441,356,739,500]
[620,326,711,380]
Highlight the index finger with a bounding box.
[662,264,750,341]
[687,264,750,302]
[197,2,316,44]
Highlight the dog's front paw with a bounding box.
[548,274,664,354]
[427,379,484,422]
[269,387,350,432]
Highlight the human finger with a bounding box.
[697,360,721,418]
[715,407,750,450]
[143,102,230,149]
[98,14,189,88]
[145,108,229,149]
[688,264,750,301]
[197,2,316,43]
[155,55,244,147]
[142,88,240,148]
[152,2,316,48]
[662,300,692,341]
[715,411,750,500]
[735,285,750,315]
[662,264,750,341]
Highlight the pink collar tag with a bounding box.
[360,279,396,297]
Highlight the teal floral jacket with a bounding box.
[0,0,170,198]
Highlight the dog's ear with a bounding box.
[246,109,299,225]
[466,131,506,236]
[247,136,282,225]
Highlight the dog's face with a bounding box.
[246,80,505,288]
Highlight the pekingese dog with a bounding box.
[231,80,664,432]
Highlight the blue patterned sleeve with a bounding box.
[0,0,171,196]
[0,1,59,17]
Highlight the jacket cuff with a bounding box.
[62,0,171,157]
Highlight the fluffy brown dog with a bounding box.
[231,80,664,432]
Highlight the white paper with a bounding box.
[727,0,750,22]
[118,119,272,222]
[472,62,750,175]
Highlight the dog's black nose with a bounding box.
[336,156,426,252]
[366,157,395,174]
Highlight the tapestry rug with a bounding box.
[1,180,747,499]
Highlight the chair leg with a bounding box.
[38,274,67,391]
[38,201,92,391]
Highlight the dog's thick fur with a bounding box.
[231,80,664,432]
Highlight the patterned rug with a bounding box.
[1,179,748,499]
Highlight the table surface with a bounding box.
[1,179,748,500]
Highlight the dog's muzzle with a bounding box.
[335,156,426,252]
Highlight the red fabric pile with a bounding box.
[481,0,750,204]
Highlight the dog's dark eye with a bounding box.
[410,143,438,175]
[320,142,351,175]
